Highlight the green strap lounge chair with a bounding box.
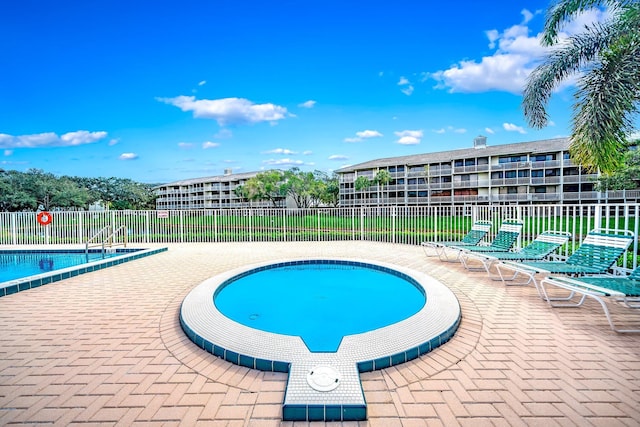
[459,230,571,275]
[539,267,640,333]
[450,219,524,254]
[495,229,635,299]
[421,220,492,261]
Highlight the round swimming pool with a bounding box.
[214,262,426,352]
[181,258,460,369]
[180,258,461,422]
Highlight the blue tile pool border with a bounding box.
[0,247,168,297]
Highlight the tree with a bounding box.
[242,170,287,207]
[522,0,640,174]
[595,147,640,190]
[283,168,316,208]
[354,175,372,207]
[312,171,340,207]
[374,169,391,205]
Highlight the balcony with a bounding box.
[530,176,561,185]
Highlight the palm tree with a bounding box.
[374,169,392,205]
[354,176,372,207]
[522,0,640,174]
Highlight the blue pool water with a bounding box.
[214,262,426,352]
[0,250,136,283]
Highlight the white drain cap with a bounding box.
[306,366,341,392]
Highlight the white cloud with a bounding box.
[430,8,605,94]
[344,129,383,143]
[395,130,423,145]
[485,127,495,134]
[298,100,316,108]
[0,130,108,148]
[433,126,466,134]
[398,76,414,96]
[178,142,194,149]
[262,158,304,166]
[202,141,220,149]
[328,154,348,160]
[108,138,119,146]
[302,150,313,155]
[4,150,12,156]
[119,152,138,160]
[198,80,207,86]
[503,123,527,134]
[157,96,289,126]
[264,148,297,155]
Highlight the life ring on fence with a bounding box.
[37,211,52,226]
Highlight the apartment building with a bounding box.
[336,137,637,206]
[154,170,285,210]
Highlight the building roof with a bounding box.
[154,170,266,189]
[335,137,571,173]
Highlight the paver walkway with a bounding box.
[1,241,639,426]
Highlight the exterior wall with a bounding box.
[336,139,638,206]
[154,172,285,210]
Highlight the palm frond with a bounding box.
[542,0,635,45]
[570,34,640,173]
[523,22,619,128]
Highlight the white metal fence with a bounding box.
[1,204,638,268]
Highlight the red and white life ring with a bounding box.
[37,211,52,226]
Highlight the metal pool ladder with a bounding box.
[85,225,128,256]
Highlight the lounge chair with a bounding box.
[539,268,640,333]
[421,220,492,261]
[459,230,571,275]
[495,229,635,299]
[450,219,524,254]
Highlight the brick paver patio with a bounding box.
[1,241,639,426]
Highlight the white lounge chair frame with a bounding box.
[539,275,640,333]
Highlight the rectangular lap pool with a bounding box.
[0,247,167,297]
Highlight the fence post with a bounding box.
[11,212,17,245]
[77,211,83,245]
[248,209,253,242]
[392,206,396,244]
[360,207,365,241]
[180,210,184,243]
[145,211,150,244]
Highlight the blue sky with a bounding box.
[0,0,609,184]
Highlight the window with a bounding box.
[454,160,464,167]
[534,187,547,193]
[397,165,405,172]
[460,174,471,181]
[531,170,544,177]
[507,187,518,194]
[408,178,417,185]
[498,155,527,163]
[533,154,555,161]
[505,171,516,179]
[464,159,475,166]
[545,169,559,177]
[477,157,489,165]
[518,170,529,178]
[491,172,504,179]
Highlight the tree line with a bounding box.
[0,169,157,212]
